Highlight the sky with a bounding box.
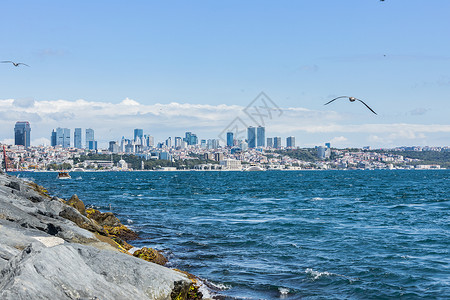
[1,0,450,148]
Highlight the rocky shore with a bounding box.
[0,171,203,299]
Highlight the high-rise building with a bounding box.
[273,137,281,149]
[267,137,273,148]
[14,121,31,148]
[226,132,234,148]
[52,128,70,148]
[86,128,95,150]
[51,130,57,147]
[201,139,207,149]
[184,132,198,145]
[317,146,331,159]
[74,128,82,149]
[286,136,295,148]
[109,141,119,153]
[257,126,265,147]
[247,126,256,148]
[145,135,154,147]
[165,137,172,148]
[134,129,144,143]
[174,137,182,149]
[325,142,331,149]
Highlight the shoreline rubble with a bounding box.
[0,171,204,299]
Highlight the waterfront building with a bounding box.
[74,128,82,149]
[219,159,242,170]
[267,137,273,148]
[14,121,31,148]
[287,136,295,148]
[214,152,224,162]
[257,126,265,147]
[247,126,256,148]
[227,132,234,148]
[273,137,281,149]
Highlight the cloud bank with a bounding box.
[0,98,449,148]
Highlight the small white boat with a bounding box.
[57,172,71,179]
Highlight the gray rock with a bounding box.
[0,174,193,299]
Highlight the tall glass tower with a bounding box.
[14,121,31,148]
[247,126,256,148]
[257,126,265,147]
[86,128,95,150]
[134,129,144,143]
[286,136,295,148]
[54,127,70,148]
[226,132,234,147]
[74,128,82,148]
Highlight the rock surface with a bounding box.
[0,173,193,299]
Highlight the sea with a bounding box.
[13,170,450,299]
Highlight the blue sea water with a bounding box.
[15,170,450,299]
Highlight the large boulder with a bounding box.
[66,194,86,216]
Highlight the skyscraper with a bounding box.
[74,128,82,149]
[266,137,273,148]
[226,132,234,148]
[52,128,70,148]
[247,126,256,148]
[286,136,295,148]
[134,129,144,143]
[273,137,281,149]
[257,126,265,147]
[14,121,31,148]
[86,128,95,150]
[174,137,182,149]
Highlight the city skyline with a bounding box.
[1,2,449,148]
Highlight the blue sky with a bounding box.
[1,1,450,148]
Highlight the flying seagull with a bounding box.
[324,96,377,115]
[1,61,30,67]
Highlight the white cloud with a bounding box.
[0,138,14,145]
[330,136,348,144]
[0,98,449,148]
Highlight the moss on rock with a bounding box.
[132,247,168,266]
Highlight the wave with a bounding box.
[305,268,358,282]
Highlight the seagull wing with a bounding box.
[324,96,349,105]
[18,63,30,67]
[355,98,377,115]
[1,61,14,64]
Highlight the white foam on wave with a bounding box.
[279,287,289,295]
[305,268,358,282]
[311,197,323,201]
[305,268,333,280]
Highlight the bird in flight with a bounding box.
[1,61,30,67]
[324,96,377,115]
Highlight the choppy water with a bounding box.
[15,170,450,299]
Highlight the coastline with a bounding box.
[0,171,204,299]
